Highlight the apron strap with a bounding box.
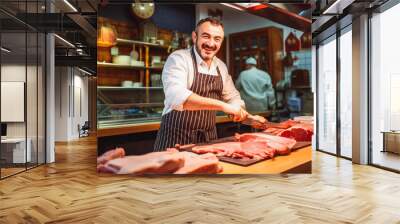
[190,47,198,75]
[191,47,222,79]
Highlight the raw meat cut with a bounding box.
[173,151,223,174]
[263,121,314,142]
[292,123,313,133]
[98,151,185,174]
[275,119,298,129]
[238,141,276,159]
[97,147,126,164]
[192,142,254,158]
[235,133,297,149]
[97,148,223,174]
[293,116,314,124]
[192,138,279,159]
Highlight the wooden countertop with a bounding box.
[220,146,312,174]
[98,111,271,137]
[97,115,232,137]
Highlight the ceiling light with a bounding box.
[1,47,11,53]
[149,3,154,7]
[54,34,75,48]
[63,0,78,12]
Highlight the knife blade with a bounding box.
[241,115,289,130]
[241,115,266,128]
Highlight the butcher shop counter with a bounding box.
[219,146,312,174]
[98,111,271,137]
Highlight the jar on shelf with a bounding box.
[97,23,117,63]
[97,23,117,48]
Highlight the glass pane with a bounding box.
[317,36,337,154]
[1,31,27,177]
[371,4,400,171]
[339,28,352,158]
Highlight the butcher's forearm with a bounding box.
[183,93,225,111]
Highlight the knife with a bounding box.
[241,115,289,129]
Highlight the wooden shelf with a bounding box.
[229,27,283,84]
[98,86,163,90]
[116,38,168,49]
[97,62,163,70]
[98,62,145,69]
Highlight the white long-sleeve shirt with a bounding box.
[161,48,245,115]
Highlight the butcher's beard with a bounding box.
[195,40,218,62]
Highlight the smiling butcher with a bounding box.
[153,17,256,151]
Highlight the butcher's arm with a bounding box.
[163,53,246,120]
[162,53,193,111]
[183,93,241,117]
[221,68,246,110]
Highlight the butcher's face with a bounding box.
[192,22,224,63]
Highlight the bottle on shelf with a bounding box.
[130,44,139,61]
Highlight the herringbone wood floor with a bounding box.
[1,136,400,224]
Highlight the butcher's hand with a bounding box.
[249,115,268,129]
[223,104,248,122]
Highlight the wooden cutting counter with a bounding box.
[219,146,312,174]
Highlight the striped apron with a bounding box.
[153,48,223,151]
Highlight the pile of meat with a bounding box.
[191,133,297,160]
[263,118,314,142]
[97,148,223,175]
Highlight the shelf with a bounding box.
[97,62,145,69]
[97,62,163,70]
[149,66,164,70]
[116,38,168,49]
[98,86,163,90]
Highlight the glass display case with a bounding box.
[97,86,165,128]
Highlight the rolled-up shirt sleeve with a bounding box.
[162,52,193,111]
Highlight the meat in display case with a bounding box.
[97,86,165,127]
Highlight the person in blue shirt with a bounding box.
[235,57,276,114]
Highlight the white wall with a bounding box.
[1,63,45,163]
[55,67,89,141]
[1,65,35,137]
[55,66,69,141]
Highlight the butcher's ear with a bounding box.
[192,31,197,44]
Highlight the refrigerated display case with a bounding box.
[97,86,165,128]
